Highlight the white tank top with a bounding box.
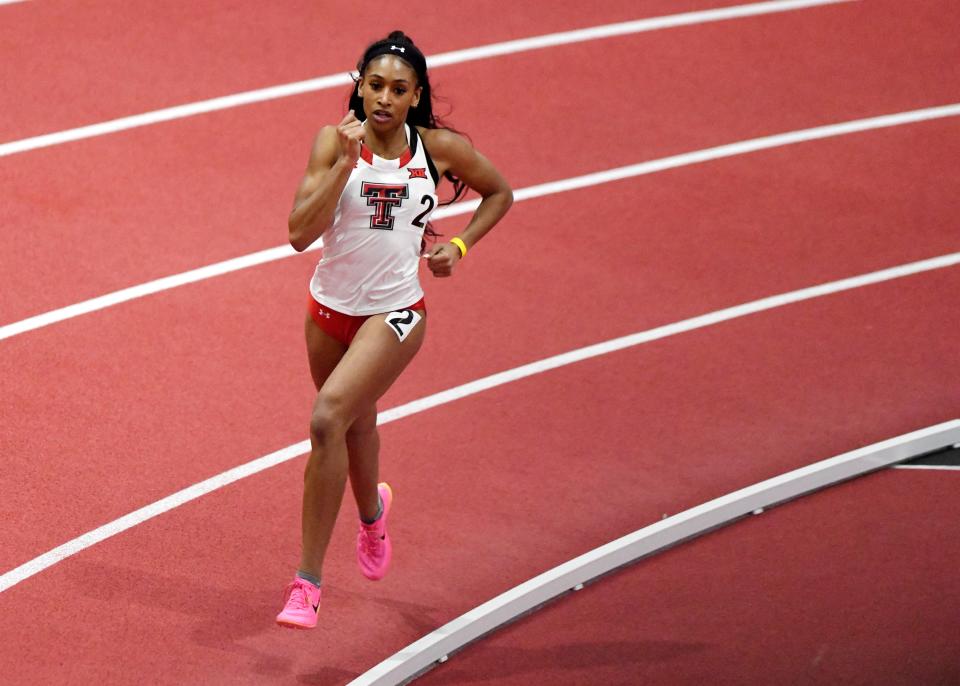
[309,123,439,315]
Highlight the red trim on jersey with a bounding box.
[359,144,412,168]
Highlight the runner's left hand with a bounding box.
[423,243,461,278]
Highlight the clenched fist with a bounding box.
[336,110,365,165]
[423,242,463,278]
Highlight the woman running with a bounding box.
[276,30,513,629]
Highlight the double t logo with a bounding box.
[360,182,409,230]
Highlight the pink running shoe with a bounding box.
[357,482,393,580]
[276,577,321,629]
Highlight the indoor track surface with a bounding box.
[1,1,958,684]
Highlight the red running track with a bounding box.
[1,259,958,683]
[1,0,959,684]
[0,0,703,142]
[418,469,960,686]
[2,124,958,571]
[3,0,959,323]
[0,266,958,684]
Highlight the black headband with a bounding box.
[363,42,427,79]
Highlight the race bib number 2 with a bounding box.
[384,309,423,342]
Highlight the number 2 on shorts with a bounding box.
[384,309,422,342]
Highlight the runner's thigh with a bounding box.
[318,310,426,422]
[305,314,348,391]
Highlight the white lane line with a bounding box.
[0,0,29,5]
[350,421,960,686]
[894,464,960,471]
[1,253,958,593]
[0,0,853,158]
[2,101,958,343]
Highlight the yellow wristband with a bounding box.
[450,237,468,258]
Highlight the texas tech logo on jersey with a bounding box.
[360,182,409,230]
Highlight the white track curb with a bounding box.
[350,420,960,685]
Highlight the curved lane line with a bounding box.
[1,251,958,593]
[2,102,958,343]
[350,421,960,685]
[0,0,852,158]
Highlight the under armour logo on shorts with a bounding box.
[390,45,405,53]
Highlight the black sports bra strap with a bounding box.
[408,123,419,156]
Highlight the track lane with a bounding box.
[0,3,958,682]
[2,125,959,570]
[3,0,957,325]
[417,469,960,685]
[0,268,957,684]
[0,0,697,142]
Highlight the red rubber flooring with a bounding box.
[1,1,958,684]
[418,469,960,686]
[0,268,956,684]
[1,0,717,141]
[2,134,958,571]
[3,0,959,324]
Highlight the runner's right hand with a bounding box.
[337,110,364,165]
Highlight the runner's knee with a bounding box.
[309,394,352,444]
